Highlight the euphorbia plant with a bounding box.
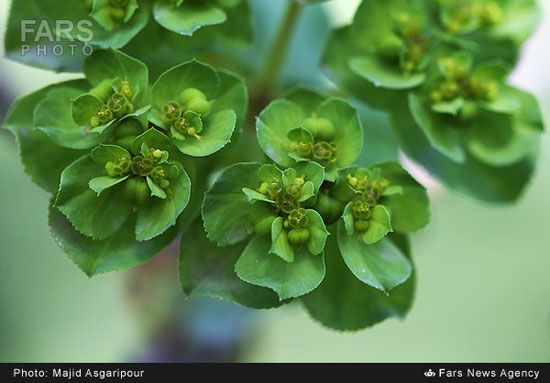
[2,0,543,331]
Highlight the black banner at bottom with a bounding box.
[0,363,548,382]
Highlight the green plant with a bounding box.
[2,0,543,331]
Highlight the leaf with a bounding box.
[284,87,326,113]
[202,162,264,246]
[90,0,138,31]
[235,235,326,300]
[305,209,330,255]
[377,162,430,233]
[464,110,540,167]
[349,55,426,89]
[89,176,129,196]
[341,202,392,244]
[432,98,465,115]
[153,1,227,36]
[408,92,466,163]
[256,99,307,167]
[34,86,111,150]
[135,162,191,241]
[174,110,236,157]
[146,176,167,199]
[55,154,133,240]
[269,217,294,262]
[2,80,87,193]
[91,7,149,50]
[179,221,281,309]
[91,144,131,164]
[49,202,176,277]
[242,188,274,203]
[337,222,411,293]
[390,98,537,203]
[83,49,149,104]
[131,128,174,154]
[213,69,248,128]
[302,233,415,331]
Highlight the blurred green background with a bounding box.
[1,0,549,362]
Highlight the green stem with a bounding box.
[259,0,302,94]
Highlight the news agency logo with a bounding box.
[19,20,94,57]
[424,369,436,378]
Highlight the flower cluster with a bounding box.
[325,0,543,203]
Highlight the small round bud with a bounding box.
[254,215,276,235]
[186,98,212,116]
[352,200,371,220]
[354,219,370,233]
[110,7,125,21]
[288,228,310,246]
[316,194,344,225]
[180,88,207,105]
[303,117,335,140]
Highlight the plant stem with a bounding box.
[259,0,302,95]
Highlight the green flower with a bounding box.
[34,49,150,151]
[149,60,247,157]
[55,128,191,243]
[202,162,328,300]
[408,49,543,166]
[256,88,363,181]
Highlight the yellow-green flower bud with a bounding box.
[303,117,335,140]
[288,228,310,246]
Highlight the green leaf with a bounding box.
[153,1,227,36]
[242,188,274,203]
[71,93,115,134]
[146,177,167,199]
[432,98,465,115]
[90,0,138,31]
[91,7,149,50]
[179,221,281,309]
[284,87,326,113]
[302,233,415,331]
[174,110,236,157]
[258,164,283,183]
[91,144,131,164]
[2,81,87,193]
[337,222,411,293]
[408,92,466,163]
[83,49,149,104]
[464,110,540,167]
[135,162,191,241]
[89,176,129,196]
[214,69,248,128]
[55,154,133,240]
[390,98,537,203]
[349,55,426,89]
[49,203,176,277]
[377,162,430,233]
[131,128,173,154]
[305,209,330,256]
[202,162,264,246]
[34,86,111,150]
[287,127,313,144]
[235,235,326,300]
[256,99,307,167]
[270,217,294,262]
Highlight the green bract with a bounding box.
[149,60,247,157]
[256,89,363,181]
